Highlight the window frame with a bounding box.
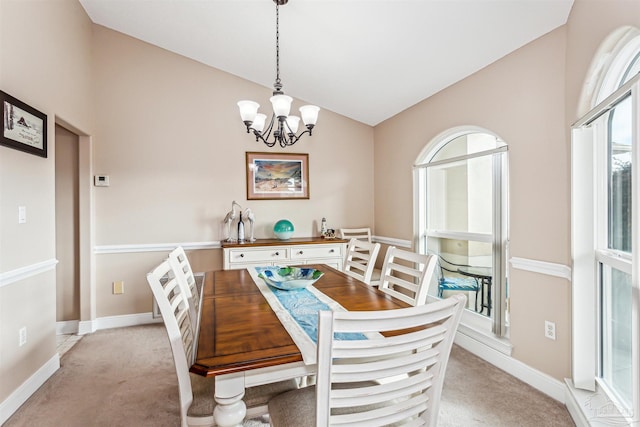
[413,127,509,338]
[571,72,640,424]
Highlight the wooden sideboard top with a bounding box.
[221,237,348,248]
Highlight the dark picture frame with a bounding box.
[1,91,47,158]
[246,152,309,200]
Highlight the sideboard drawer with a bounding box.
[222,238,347,270]
[290,244,342,260]
[228,248,288,263]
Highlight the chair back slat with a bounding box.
[379,247,437,306]
[339,227,373,242]
[315,294,466,427]
[168,246,204,338]
[342,238,381,285]
[168,246,198,299]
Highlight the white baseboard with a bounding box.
[77,313,161,335]
[95,312,163,330]
[56,320,79,335]
[1,314,158,422]
[454,329,566,403]
[0,353,60,425]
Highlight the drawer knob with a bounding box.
[329,249,335,253]
[274,252,280,256]
[298,250,304,255]
[239,253,244,258]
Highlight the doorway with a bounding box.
[55,124,80,333]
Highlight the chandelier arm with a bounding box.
[263,113,277,139]
[280,128,312,147]
[253,128,277,147]
[254,114,277,147]
[255,132,277,148]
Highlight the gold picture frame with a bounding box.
[246,152,309,200]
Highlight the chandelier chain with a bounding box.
[274,3,282,93]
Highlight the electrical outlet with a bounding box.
[19,327,27,346]
[544,320,556,340]
[113,281,124,295]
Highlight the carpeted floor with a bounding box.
[4,324,575,426]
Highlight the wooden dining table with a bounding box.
[190,264,410,427]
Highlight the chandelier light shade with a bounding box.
[238,0,319,148]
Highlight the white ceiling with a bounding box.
[79,0,574,126]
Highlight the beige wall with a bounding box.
[373,0,640,382]
[90,25,374,317]
[0,0,93,404]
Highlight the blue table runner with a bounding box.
[249,266,367,364]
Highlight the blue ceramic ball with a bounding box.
[273,219,295,240]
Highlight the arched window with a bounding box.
[572,26,640,424]
[414,127,509,338]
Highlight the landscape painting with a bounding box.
[246,152,309,200]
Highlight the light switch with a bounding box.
[94,175,110,187]
[18,206,26,224]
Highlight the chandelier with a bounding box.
[237,0,319,148]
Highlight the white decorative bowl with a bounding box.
[257,267,324,290]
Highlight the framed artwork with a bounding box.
[246,151,309,200]
[1,91,47,158]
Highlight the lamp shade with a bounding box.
[299,105,320,126]
[250,113,267,133]
[270,94,293,117]
[285,116,300,134]
[238,100,260,122]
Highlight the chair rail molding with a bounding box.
[509,257,571,281]
[372,235,412,248]
[94,241,220,254]
[0,258,59,288]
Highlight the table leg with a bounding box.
[214,373,246,427]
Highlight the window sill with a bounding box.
[564,379,636,426]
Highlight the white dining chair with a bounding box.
[338,227,382,285]
[146,260,297,427]
[378,246,437,306]
[342,238,381,285]
[268,294,467,427]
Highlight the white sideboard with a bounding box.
[222,237,348,270]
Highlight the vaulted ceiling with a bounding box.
[80,0,574,126]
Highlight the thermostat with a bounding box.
[94,175,110,187]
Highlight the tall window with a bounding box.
[572,28,639,423]
[415,129,508,336]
